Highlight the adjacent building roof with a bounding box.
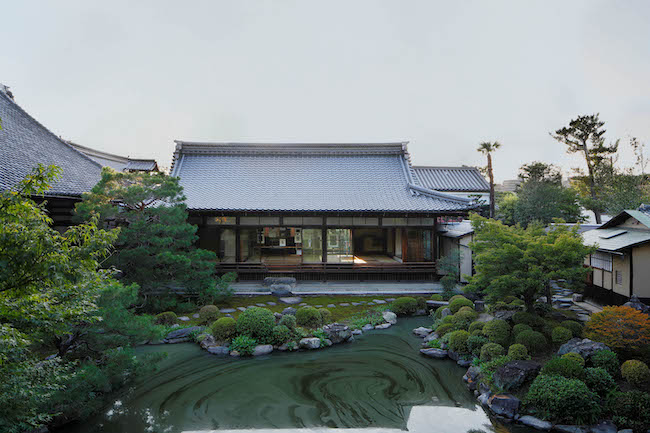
[582,207,650,252]
[413,166,489,192]
[67,142,159,172]
[171,142,478,213]
[0,85,102,197]
[438,220,474,238]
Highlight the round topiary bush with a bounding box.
[295,306,323,328]
[390,297,418,315]
[482,319,511,347]
[271,325,292,346]
[469,321,485,333]
[230,335,257,356]
[430,294,443,301]
[540,357,585,379]
[431,306,446,320]
[590,349,619,377]
[449,297,474,314]
[435,323,455,337]
[561,320,583,338]
[621,360,650,387]
[199,305,220,324]
[584,367,616,396]
[279,314,297,330]
[448,294,468,303]
[561,352,585,367]
[513,311,544,328]
[467,335,490,357]
[471,329,483,336]
[155,311,177,325]
[480,342,505,362]
[508,343,530,360]
[451,309,479,330]
[524,375,601,424]
[211,317,236,341]
[318,308,332,324]
[236,307,276,343]
[513,323,532,337]
[515,330,547,354]
[447,330,470,354]
[552,326,573,344]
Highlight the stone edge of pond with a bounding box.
[413,327,621,433]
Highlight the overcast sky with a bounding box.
[2,1,649,181]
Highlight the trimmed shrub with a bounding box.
[448,294,468,303]
[621,360,650,387]
[295,306,323,328]
[502,295,517,304]
[431,306,446,320]
[430,294,443,301]
[513,311,544,328]
[271,325,292,346]
[584,306,650,353]
[471,329,483,337]
[154,311,177,325]
[561,320,583,338]
[608,390,650,432]
[515,330,547,354]
[199,305,220,324]
[448,330,470,354]
[590,349,619,377]
[480,342,505,362]
[279,314,297,330]
[540,357,584,380]
[584,367,616,396]
[390,297,418,316]
[533,302,553,317]
[482,319,511,347]
[467,335,490,357]
[468,321,485,333]
[561,352,585,367]
[552,326,573,345]
[512,323,532,337]
[524,375,601,424]
[435,323,455,337]
[449,297,474,314]
[210,317,236,341]
[508,343,530,360]
[230,335,257,356]
[451,309,479,330]
[318,308,332,324]
[236,307,276,343]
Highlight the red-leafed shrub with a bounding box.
[584,306,650,353]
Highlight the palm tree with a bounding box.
[477,141,501,218]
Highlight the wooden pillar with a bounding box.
[235,217,241,263]
[322,219,327,282]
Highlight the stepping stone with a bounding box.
[386,298,395,302]
[351,302,362,306]
[327,304,336,308]
[375,323,391,329]
[192,313,200,319]
[266,302,277,306]
[220,308,236,314]
[339,303,350,306]
[373,300,387,304]
[178,316,190,321]
[315,305,323,308]
[366,302,375,305]
[278,297,303,305]
[362,324,374,331]
[299,303,308,306]
[256,303,266,307]
[237,307,247,312]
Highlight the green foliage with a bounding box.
[466,214,594,311]
[621,360,650,387]
[271,325,292,346]
[561,352,585,367]
[467,335,489,357]
[515,330,547,354]
[427,339,441,349]
[198,305,220,324]
[451,308,479,330]
[533,302,553,317]
[317,308,332,324]
[591,349,619,377]
[236,307,275,344]
[513,311,544,328]
[583,367,616,396]
[390,297,418,315]
[295,306,323,328]
[561,320,583,338]
[434,323,455,337]
[199,272,237,305]
[480,342,505,362]
[468,321,485,333]
[155,311,177,325]
[230,335,257,356]
[430,294,443,301]
[210,317,236,342]
[449,297,473,314]
[448,330,470,354]
[608,390,650,433]
[552,327,573,344]
[524,374,601,424]
[540,357,584,380]
[482,319,511,347]
[438,251,461,296]
[508,344,530,360]
[279,314,296,330]
[512,323,532,337]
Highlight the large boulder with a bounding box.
[441,308,452,318]
[383,311,397,324]
[554,426,587,433]
[263,277,296,288]
[362,324,374,331]
[588,421,617,433]
[375,323,391,330]
[518,415,552,431]
[463,366,482,391]
[413,327,433,337]
[487,393,520,419]
[163,326,204,343]
[420,348,448,359]
[493,310,517,322]
[282,307,297,315]
[270,284,293,297]
[426,300,449,308]
[493,360,542,391]
[207,346,230,356]
[557,338,610,360]
[279,297,302,305]
[299,338,321,350]
[252,345,273,356]
[322,323,352,344]
[200,334,218,349]
[624,294,650,314]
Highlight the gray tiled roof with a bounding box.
[438,220,474,238]
[582,227,650,252]
[125,159,158,171]
[171,142,477,213]
[413,166,489,192]
[0,89,102,197]
[67,141,158,172]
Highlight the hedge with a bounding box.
[524,375,601,424]
[236,307,276,343]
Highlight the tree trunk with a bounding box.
[488,153,495,218]
[583,141,602,224]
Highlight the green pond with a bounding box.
[62,317,536,433]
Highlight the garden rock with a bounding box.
[423,333,438,343]
[273,312,283,321]
[327,304,336,308]
[477,392,490,406]
[427,300,449,308]
[253,345,273,356]
[263,277,296,288]
[554,426,588,433]
[463,366,481,390]
[324,339,333,347]
[282,307,297,315]
[557,338,610,360]
[487,393,520,419]
[519,415,552,431]
[362,324,374,331]
[375,323,391,329]
[220,308,236,314]
[493,310,516,322]
[207,346,230,356]
[448,350,459,361]
[373,299,387,304]
[230,350,240,357]
[299,338,321,349]
[624,294,650,314]
[413,327,432,337]
[572,293,584,302]
[270,284,293,297]
[420,348,448,359]
[279,297,302,305]
[383,311,397,324]
[165,337,189,344]
[457,359,472,367]
[588,421,617,433]
[322,323,352,344]
[352,329,362,335]
[493,360,541,391]
[163,326,204,342]
[192,313,200,319]
[277,343,290,351]
[178,316,190,322]
[200,335,217,349]
[441,307,452,318]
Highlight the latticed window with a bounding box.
[590,252,612,271]
[615,270,623,285]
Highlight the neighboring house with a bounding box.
[581,207,650,304]
[171,141,479,281]
[413,166,490,204]
[495,178,522,193]
[437,220,474,283]
[67,142,159,173]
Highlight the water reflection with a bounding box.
[61,317,533,433]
